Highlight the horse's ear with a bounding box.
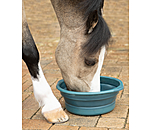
[86,10,98,34]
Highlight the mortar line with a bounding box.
[30,107,41,119]
[22,72,27,78]
[94,115,101,127]
[41,60,53,69]
[118,66,123,78]
[119,66,124,99]
[23,84,33,93]
[22,80,28,85]
[120,88,124,98]
[123,108,129,128]
[48,124,54,130]
[22,91,33,102]
[50,78,59,87]
[59,96,62,101]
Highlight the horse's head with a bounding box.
[53,0,111,92]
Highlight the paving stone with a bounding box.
[22,119,51,129]
[80,127,108,130]
[22,85,33,101]
[56,110,100,127]
[120,67,129,76]
[22,68,29,77]
[22,91,32,101]
[32,109,46,120]
[51,81,63,100]
[105,59,118,67]
[118,76,129,87]
[59,97,66,109]
[116,61,129,66]
[116,90,123,99]
[125,123,129,129]
[22,61,29,76]
[22,80,32,92]
[101,104,129,118]
[22,93,39,110]
[22,73,31,84]
[50,125,79,130]
[43,60,60,70]
[116,94,129,106]
[109,128,128,130]
[122,84,129,94]
[102,66,122,78]
[97,117,125,128]
[44,76,58,86]
[22,110,36,119]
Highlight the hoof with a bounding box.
[42,108,69,124]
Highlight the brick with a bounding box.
[80,127,107,130]
[51,87,62,100]
[50,125,79,130]
[116,90,123,99]
[32,109,45,120]
[97,117,125,128]
[59,97,66,109]
[22,61,29,76]
[56,110,99,127]
[22,73,31,84]
[43,60,60,69]
[120,67,129,76]
[22,79,32,92]
[102,104,128,118]
[22,68,29,77]
[22,91,32,101]
[22,94,39,110]
[109,128,128,130]
[102,66,122,77]
[40,59,52,67]
[22,86,33,101]
[125,123,129,129]
[116,94,129,106]
[105,59,118,67]
[51,81,63,100]
[123,84,129,94]
[22,110,36,119]
[116,61,129,66]
[22,119,51,129]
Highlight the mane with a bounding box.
[78,0,111,56]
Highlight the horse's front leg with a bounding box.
[30,63,69,123]
[22,4,68,123]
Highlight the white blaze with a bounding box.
[90,45,106,92]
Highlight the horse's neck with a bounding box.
[51,0,85,29]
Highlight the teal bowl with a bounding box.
[56,76,124,115]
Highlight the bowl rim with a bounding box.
[56,76,124,95]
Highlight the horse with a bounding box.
[22,0,111,123]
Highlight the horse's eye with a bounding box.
[84,58,97,66]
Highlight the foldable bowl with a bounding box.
[56,76,124,115]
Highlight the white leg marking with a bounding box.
[31,62,61,113]
[90,45,106,92]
